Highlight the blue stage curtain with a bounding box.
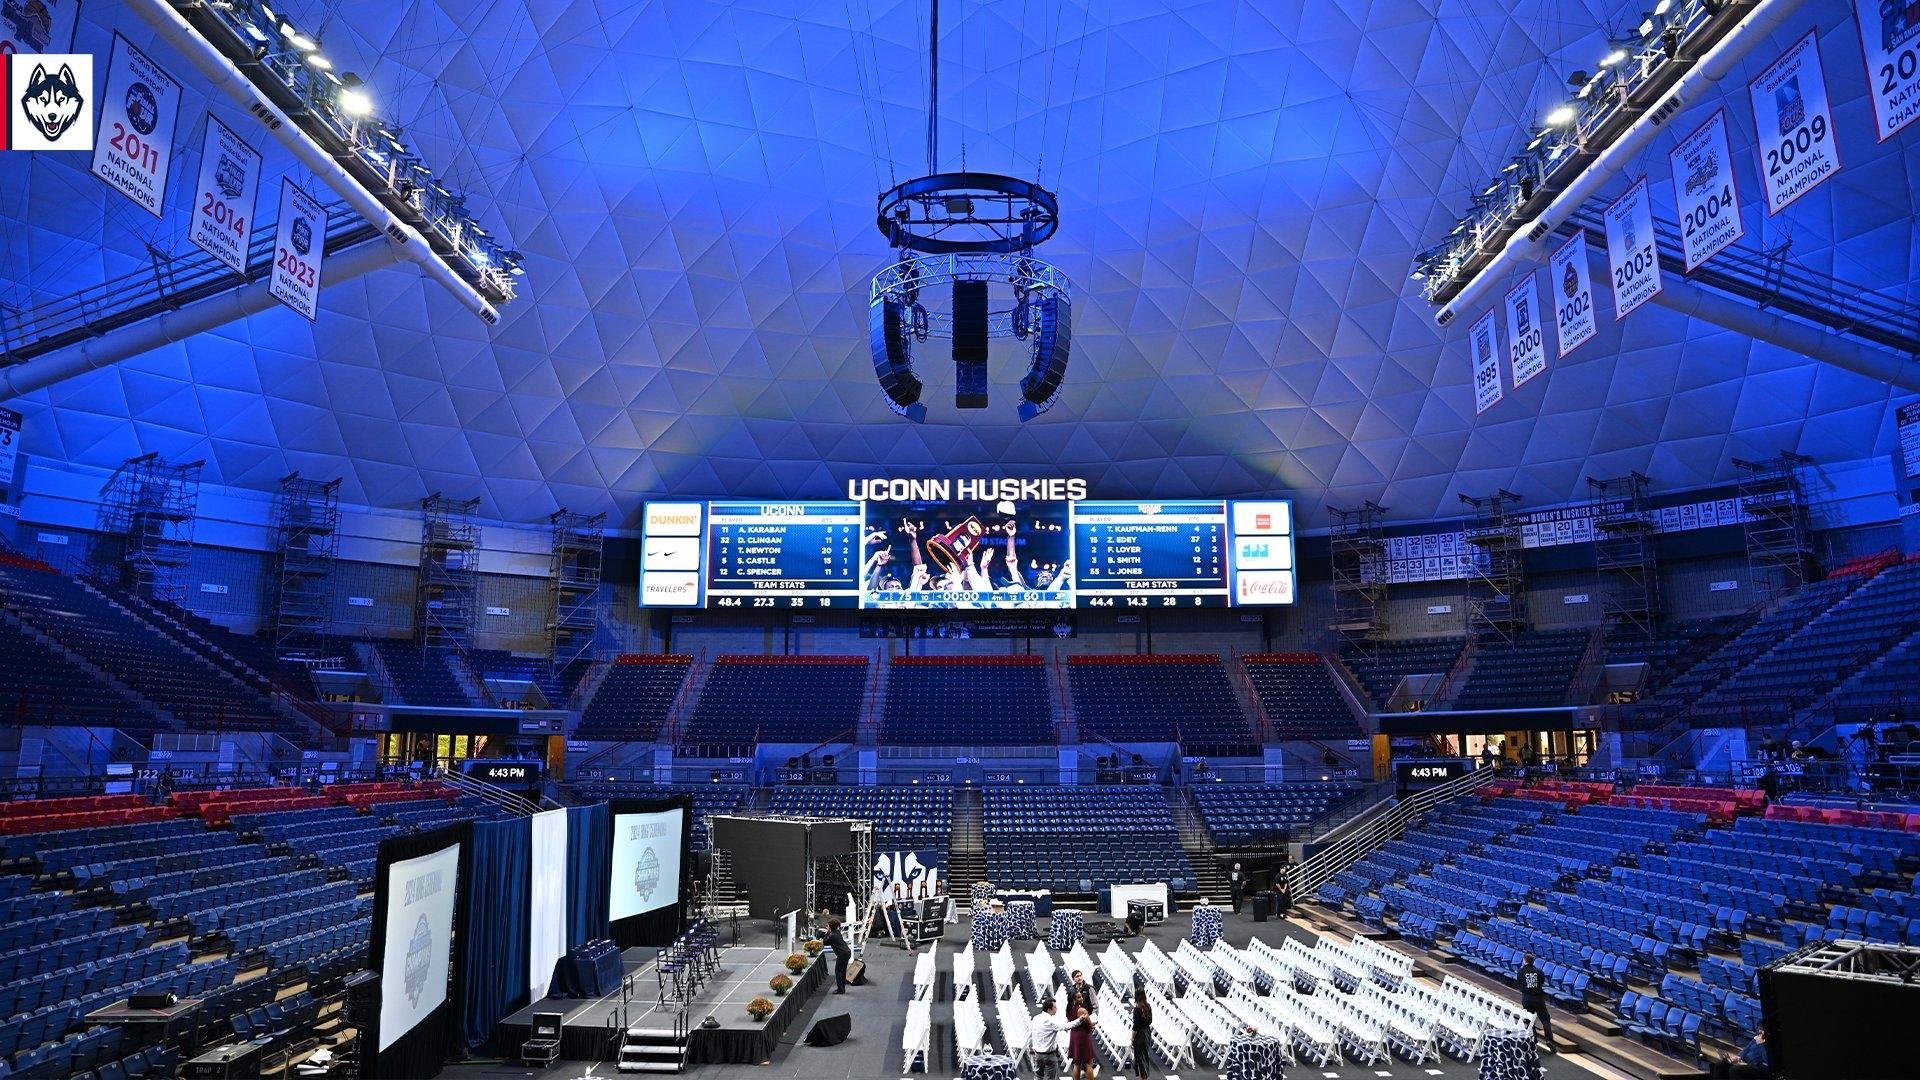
[567,802,611,947]
[460,817,532,1052]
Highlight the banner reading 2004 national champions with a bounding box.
[1749,29,1841,214]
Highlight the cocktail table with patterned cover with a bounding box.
[970,910,1010,953]
[1047,909,1083,950]
[1005,900,1038,940]
[1225,1032,1284,1080]
[960,1052,1018,1080]
[1476,1031,1542,1080]
[970,882,996,914]
[1189,903,1223,948]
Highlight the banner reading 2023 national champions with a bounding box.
[1749,29,1841,214]
[1855,0,1920,140]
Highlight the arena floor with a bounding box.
[449,912,1616,1080]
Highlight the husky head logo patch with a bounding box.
[19,62,85,143]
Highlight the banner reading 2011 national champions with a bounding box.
[90,33,182,217]
[1854,0,1920,140]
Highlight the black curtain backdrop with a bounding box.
[366,822,473,1080]
[458,816,531,1052]
[607,795,694,948]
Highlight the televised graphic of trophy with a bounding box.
[925,516,988,575]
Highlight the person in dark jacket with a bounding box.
[1517,954,1552,1050]
[1227,862,1245,914]
[1714,1029,1769,1078]
[1130,991,1153,1078]
[1067,970,1095,1017]
[824,918,852,994]
[1066,1006,1096,1080]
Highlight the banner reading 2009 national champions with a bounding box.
[1749,29,1841,214]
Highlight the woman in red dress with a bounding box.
[1067,1005,1097,1080]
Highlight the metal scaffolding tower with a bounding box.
[1459,490,1528,639]
[1735,452,1815,600]
[98,452,204,603]
[417,494,481,651]
[1327,501,1390,654]
[272,473,342,660]
[546,508,606,672]
[1587,472,1660,638]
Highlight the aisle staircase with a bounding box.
[1167,787,1227,900]
[618,1018,687,1073]
[948,787,985,896]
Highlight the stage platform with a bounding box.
[495,942,829,1065]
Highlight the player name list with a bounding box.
[706,503,861,598]
[1075,502,1227,600]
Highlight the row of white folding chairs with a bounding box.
[1098,940,1136,995]
[1279,935,1338,990]
[954,945,977,999]
[1140,982,1198,1070]
[1233,983,1340,1067]
[1400,978,1528,1059]
[1207,943,1264,990]
[1344,932,1415,986]
[1307,983,1393,1065]
[902,997,932,1074]
[990,944,1021,1003]
[1440,975,1534,1033]
[1354,979,1443,1063]
[1134,940,1179,996]
[912,946,938,1000]
[1217,984,1291,1058]
[1027,942,1058,1001]
[1092,985,1136,1067]
[1243,937,1296,991]
[994,991,1034,1071]
[954,994,991,1059]
[1172,939,1222,994]
[1310,938,1372,991]
[1169,982,1240,1064]
[1062,942,1098,989]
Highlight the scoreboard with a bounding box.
[641,493,1294,610]
[1075,501,1228,607]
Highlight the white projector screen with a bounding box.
[609,808,684,921]
[378,841,461,1051]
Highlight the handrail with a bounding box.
[435,764,540,816]
[1320,653,1376,734]
[1287,764,1500,900]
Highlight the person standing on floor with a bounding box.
[1130,989,1153,1079]
[825,918,852,994]
[1516,953,1553,1052]
[1228,862,1244,914]
[1067,1005,1097,1080]
[1028,997,1066,1080]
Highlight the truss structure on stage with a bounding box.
[1776,939,1920,983]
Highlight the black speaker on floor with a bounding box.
[804,1014,852,1047]
[869,298,927,422]
[1017,291,1070,421]
[952,279,989,409]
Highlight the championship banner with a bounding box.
[7,51,93,152]
[188,116,262,275]
[1669,109,1744,270]
[270,179,327,320]
[1855,0,1920,140]
[1548,230,1596,357]
[1603,176,1661,319]
[1,0,83,53]
[1503,273,1546,389]
[1469,309,1502,414]
[872,849,945,894]
[90,33,182,217]
[1749,29,1841,214]
[0,405,20,489]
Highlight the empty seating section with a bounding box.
[1654,575,1862,708]
[575,655,693,741]
[984,787,1194,893]
[684,655,867,744]
[471,648,577,705]
[0,795,177,836]
[1602,618,1742,697]
[1821,627,1920,719]
[1191,783,1358,845]
[1067,654,1254,756]
[1687,559,1920,723]
[371,639,469,706]
[1318,778,1920,1056]
[1452,630,1588,710]
[1340,638,1462,710]
[568,782,745,849]
[1241,654,1362,739]
[767,786,952,857]
[880,655,1055,745]
[0,783,504,1078]
[0,560,284,733]
[0,615,158,731]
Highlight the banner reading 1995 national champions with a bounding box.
[1855,0,1920,140]
[1469,310,1503,415]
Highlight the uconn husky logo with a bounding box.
[403,914,433,1006]
[18,61,85,143]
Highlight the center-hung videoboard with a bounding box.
[640,479,1294,611]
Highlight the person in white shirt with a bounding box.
[1028,997,1067,1080]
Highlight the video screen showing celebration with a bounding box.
[860,497,1073,609]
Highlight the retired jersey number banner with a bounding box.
[0,406,20,489]
[270,180,328,320]
[1857,0,1920,140]
[1503,273,1546,390]
[91,33,182,217]
[7,52,93,152]
[1469,309,1503,415]
[1548,230,1597,358]
[1603,176,1662,320]
[1749,29,1841,213]
[1669,109,1744,270]
[189,116,263,275]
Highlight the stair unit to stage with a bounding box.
[618,1010,690,1074]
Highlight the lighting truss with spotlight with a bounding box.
[867,1,1073,423]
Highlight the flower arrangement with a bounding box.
[746,996,775,1021]
[803,939,824,957]
[784,952,808,973]
[769,973,794,996]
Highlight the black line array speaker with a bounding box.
[868,298,927,422]
[952,279,989,409]
[1017,291,1071,421]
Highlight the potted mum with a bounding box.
[784,953,808,974]
[803,939,824,957]
[769,973,794,996]
[747,996,775,1022]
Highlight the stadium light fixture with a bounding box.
[307,53,332,72]
[278,23,317,51]
[339,74,373,117]
[1544,104,1576,126]
[1601,47,1628,66]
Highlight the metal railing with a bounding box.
[435,764,541,816]
[1287,765,1502,901]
